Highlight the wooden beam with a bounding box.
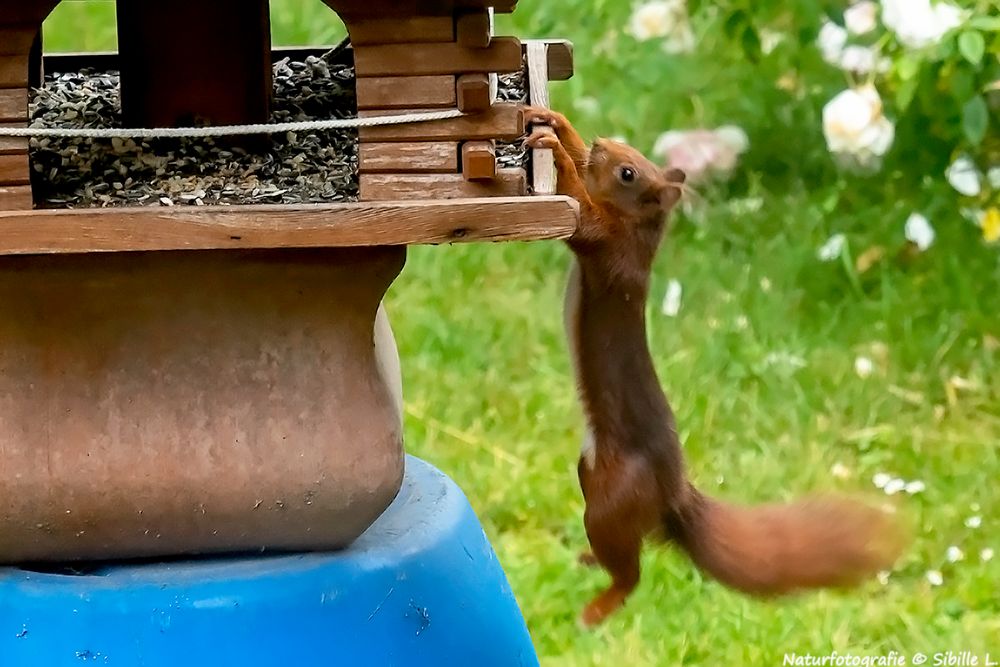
[523,39,573,81]
[0,26,39,56]
[0,184,33,210]
[456,10,491,48]
[359,103,523,142]
[0,89,27,122]
[116,0,272,128]
[462,141,497,180]
[360,168,525,200]
[456,0,518,11]
[0,122,28,155]
[347,16,454,45]
[0,55,29,88]
[0,154,30,185]
[456,73,492,112]
[360,141,460,173]
[356,75,456,110]
[0,2,60,24]
[354,37,522,77]
[331,0,453,19]
[526,41,555,196]
[0,197,579,254]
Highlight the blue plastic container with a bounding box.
[0,456,538,666]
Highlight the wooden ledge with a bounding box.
[0,196,579,255]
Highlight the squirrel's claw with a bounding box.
[524,128,559,150]
[522,105,558,126]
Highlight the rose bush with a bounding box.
[534,0,998,250]
[714,0,998,244]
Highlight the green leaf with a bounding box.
[896,76,920,111]
[962,95,989,145]
[968,16,1000,32]
[958,31,985,66]
[895,55,920,82]
[741,25,762,62]
[950,65,976,101]
[723,10,747,40]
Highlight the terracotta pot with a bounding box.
[0,246,406,562]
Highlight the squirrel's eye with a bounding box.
[619,167,636,184]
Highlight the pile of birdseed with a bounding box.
[28,47,530,209]
[495,65,529,171]
[29,47,360,208]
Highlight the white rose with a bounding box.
[946,156,982,197]
[818,20,849,65]
[845,1,878,35]
[881,0,965,49]
[714,125,750,154]
[663,21,696,54]
[839,45,890,75]
[905,212,935,251]
[629,0,685,41]
[823,86,895,167]
[989,166,1000,190]
[817,233,846,262]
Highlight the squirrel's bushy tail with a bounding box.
[666,486,906,595]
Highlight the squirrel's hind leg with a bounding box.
[580,510,644,627]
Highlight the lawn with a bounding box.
[41,2,999,665]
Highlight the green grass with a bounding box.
[39,2,1000,665]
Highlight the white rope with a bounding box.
[0,109,467,138]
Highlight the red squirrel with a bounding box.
[522,106,906,627]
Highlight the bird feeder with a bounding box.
[0,0,577,563]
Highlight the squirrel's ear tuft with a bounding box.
[663,167,686,184]
[659,168,686,211]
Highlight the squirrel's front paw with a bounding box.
[524,128,560,150]
[522,105,561,128]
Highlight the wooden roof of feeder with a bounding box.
[0,0,578,254]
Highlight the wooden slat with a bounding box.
[347,16,454,45]
[0,89,28,122]
[456,10,491,48]
[0,3,59,24]
[526,41,556,196]
[334,0,454,19]
[360,141,459,173]
[356,75,456,110]
[0,55,29,89]
[0,184,33,210]
[359,103,523,142]
[354,37,522,77]
[116,0,272,128]
[462,141,497,180]
[0,154,30,185]
[456,0,517,11]
[0,197,579,254]
[338,0,516,13]
[43,46,345,74]
[456,73,492,112]
[0,26,39,56]
[523,39,573,81]
[0,122,28,155]
[361,168,525,200]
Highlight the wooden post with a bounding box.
[116,0,273,128]
[526,41,556,196]
[0,13,45,211]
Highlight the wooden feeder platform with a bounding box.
[0,0,576,563]
[0,0,578,251]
